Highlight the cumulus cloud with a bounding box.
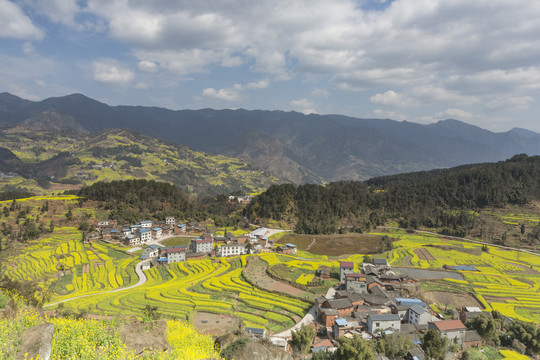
[92,60,134,85]
[137,60,159,73]
[246,78,269,89]
[370,109,407,121]
[0,0,44,40]
[23,0,81,29]
[311,88,330,98]
[289,99,317,114]
[370,90,419,107]
[201,79,269,102]
[202,87,242,102]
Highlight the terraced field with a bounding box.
[380,230,540,323]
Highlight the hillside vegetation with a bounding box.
[3,92,540,184]
[0,126,280,197]
[246,155,540,246]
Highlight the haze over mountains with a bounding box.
[1,92,539,184]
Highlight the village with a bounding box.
[91,216,487,359]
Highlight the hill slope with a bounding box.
[2,92,540,183]
[0,126,280,196]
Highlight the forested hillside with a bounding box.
[245,155,540,238]
[78,179,244,226]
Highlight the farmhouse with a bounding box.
[163,246,187,264]
[428,320,467,345]
[165,216,175,226]
[340,261,355,282]
[140,220,153,228]
[217,243,248,257]
[408,304,431,326]
[151,227,162,238]
[367,314,401,334]
[191,234,213,253]
[138,228,152,243]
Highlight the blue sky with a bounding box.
[1,0,540,132]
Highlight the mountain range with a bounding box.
[1,92,540,184]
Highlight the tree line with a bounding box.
[245,155,540,234]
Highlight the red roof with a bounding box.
[433,320,466,331]
[340,261,354,268]
[193,238,213,244]
[167,247,186,253]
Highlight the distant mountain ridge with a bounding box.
[1,92,539,183]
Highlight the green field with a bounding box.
[2,197,540,335]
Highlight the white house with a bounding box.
[429,320,467,345]
[152,227,162,238]
[165,246,187,264]
[191,235,213,253]
[140,220,153,228]
[218,243,248,257]
[130,224,142,233]
[125,234,139,245]
[138,228,152,243]
[165,217,175,226]
[408,304,431,326]
[367,314,401,334]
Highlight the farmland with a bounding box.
[2,196,540,336]
[380,230,540,323]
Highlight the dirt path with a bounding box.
[43,259,149,308]
[304,238,316,251]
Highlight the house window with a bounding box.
[376,322,380,327]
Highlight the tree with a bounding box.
[333,334,375,360]
[289,324,315,354]
[375,333,413,359]
[422,330,448,360]
[466,313,499,344]
[363,255,373,264]
[521,223,526,235]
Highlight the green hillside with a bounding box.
[0,127,281,196]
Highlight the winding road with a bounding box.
[43,259,149,308]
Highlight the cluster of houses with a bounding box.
[89,217,184,244]
[304,260,483,358]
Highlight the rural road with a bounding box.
[43,259,149,308]
[272,304,317,338]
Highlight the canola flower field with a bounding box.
[0,291,221,360]
[2,195,539,335]
[380,230,540,323]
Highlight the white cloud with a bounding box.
[0,0,43,40]
[246,78,269,89]
[370,90,419,107]
[311,88,330,98]
[92,60,134,85]
[370,109,407,121]
[137,61,158,73]
[202,87,242,102]
[23,0,81,29]
[289,98,316,114]
[201,79,269,102]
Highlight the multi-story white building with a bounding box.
[190,235,213,253]
[140,220,153,228]
[217,243,248,257]
[152,227,162,238]
[165,246,187,264]
[138,228,152,243]
[165,217,175,226]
